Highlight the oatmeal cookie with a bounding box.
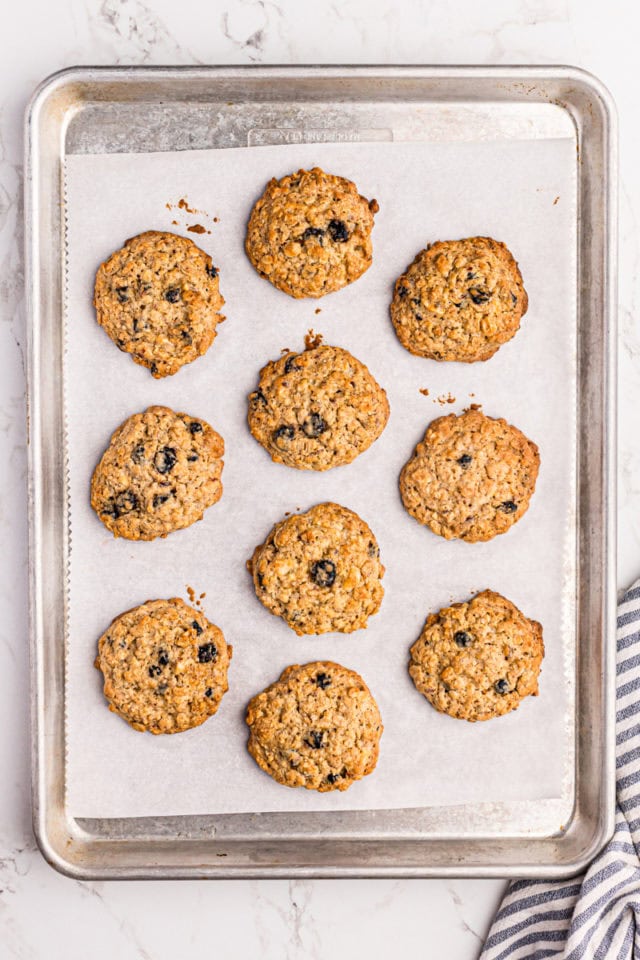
[248,343,389,470]
[95,598,232,734]
[245,167,379,298]
[91,405,224,541]
[94,231,225,377]
[246,661,383,791]
[390,237,527,362]
[248,502,384,635]
[399,408,539,542]
[409,590,543,721]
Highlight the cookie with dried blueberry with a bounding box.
[247,343,389,471]
[246,661,383,791]
[399,408,539,542]
[408,590,543,722]
[390,237,527,362]
[90,405,224,541]
[94,231,225,377]
[94,598,232,734]
[248,502,384,635]
[245,167,379,298]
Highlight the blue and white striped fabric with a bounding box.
[481,580,640,960]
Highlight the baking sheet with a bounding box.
[64,138,577,819]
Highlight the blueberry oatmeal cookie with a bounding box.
[399,408,539,542]
[91,405,224,541]
[94,231,225,377]
[248,502,384,635]
[408,590,543,722]
[95,598,232,734]
[246,661,383,791]
[390,237,527,362]
[247,343,389,470]
[245,167,379,298]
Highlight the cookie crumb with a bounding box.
[305,329,324,350]
[314,308,322,315]
[171,219,178,225]
[436,392,456,405]
[178,198,198,214]
[186,585,196,603]
[213,217,219,223]
[187,224,209,235]
[419,388,430,397]
[280,347,291,355]
[553,196,560,205]
[464,402,483,412]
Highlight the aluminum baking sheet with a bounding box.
[26,66,617,879]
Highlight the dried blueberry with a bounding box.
[457,454,472,468]
[105,490,138,519]
[192,621,204,635]
[315,673,331,689]
[397,285,409,298]
[310,559,336,588]
[158,650,169,666]
[187,453,199,462]
[153,493,171,509]
[115,286,129,303]
[204,687,214,698]
[157,682,168,695]
[206,263,218,278]
[148,664,162,678]
[466,271,476,280]
[284,354,300,374]
[328,219,349,243]
[198,642,217,663]
[499,501,518,514]
[511,292,518,305]
[454,631,472,648]
[326,772,340,784]
[256,572,265,590]
[368,541,379,558]
[305,731,325,750]
[301,412,328,438]
[154,446,177,474]
[301,226,325,243]
[251,389,267,405]
[495,679,510,694]
[181,329,192,343]
[131,444,145,464]
[273,425,295,443]
[469,286,491,305]
[189,421,203,434]
[164,287,181,303]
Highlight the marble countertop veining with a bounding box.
[0,1,632,956]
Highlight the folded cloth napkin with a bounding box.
[481,580,640,960]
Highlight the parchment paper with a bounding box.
[64,138,577,818]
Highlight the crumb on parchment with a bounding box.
[305,329,324,350]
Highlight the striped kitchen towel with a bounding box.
[481,580,640,960]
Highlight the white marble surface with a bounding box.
[0,0,632,956]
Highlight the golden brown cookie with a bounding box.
[399,408,539,542]
[408,590,543,722]
[390,237,527,362]
[91,405,224,541]
[94,231,225,377]
[248,502,384,636]
[245,167,379,298]
[246,661,383,791]
[95,598,232,734]
[247,344,389,471]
